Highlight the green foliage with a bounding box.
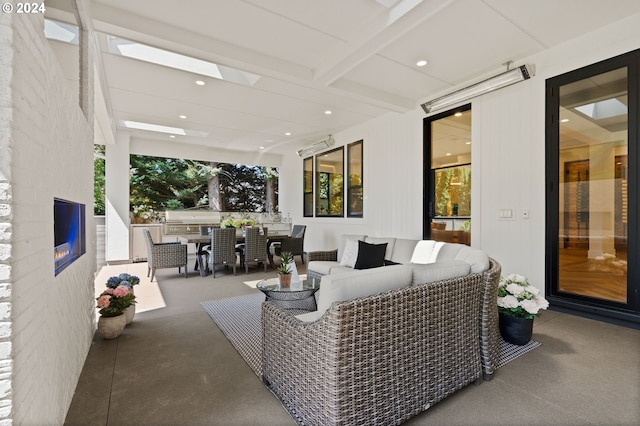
[279,251,294,265]
[94,145,106,215]
[434,165,471,216]
[318,172,343,215]
[128,155,278,213]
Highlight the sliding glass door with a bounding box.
[546,50,639,325]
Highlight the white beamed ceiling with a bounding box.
[71,0,640,157]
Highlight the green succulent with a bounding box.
[277,262,291,275]
[279,251,294,265]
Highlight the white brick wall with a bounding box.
[1,9,95,425]
[0,10,13,426]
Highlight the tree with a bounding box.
[128,155,278,213]
[263,167,279,213]
[94,145,106,215]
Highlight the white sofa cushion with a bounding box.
[310,261,352,276]
[390,239,420,263]
[411,260,471,284]
[297,264,413,322]
[436,243,489,273]
[410,240,444,264]
[455,245,490,273]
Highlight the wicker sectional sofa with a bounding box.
[261,235,502,425]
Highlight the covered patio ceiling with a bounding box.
[45,0,640,162]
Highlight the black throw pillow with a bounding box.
[354,240,387,270]
[384,259,401,266]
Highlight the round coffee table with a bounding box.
[256,277,320,312]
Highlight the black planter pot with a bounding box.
[499,312,533,345]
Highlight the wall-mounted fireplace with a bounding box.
[54,198,86,276]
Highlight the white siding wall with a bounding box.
[279,109,424,253]
[1,11,95,425]
[279,13,640,295]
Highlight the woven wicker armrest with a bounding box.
[306,249,338,262]
[479,257,502,380]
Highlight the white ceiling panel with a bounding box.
[484,0,640,47]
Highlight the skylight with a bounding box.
[574,98,627,120]
[44,19,79,45]
[107,36,261,86]
[123,120,208,137]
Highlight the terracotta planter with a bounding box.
[499,312,533,345]
[97,314,127,339]
[279,273,292,288]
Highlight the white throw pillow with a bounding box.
[340,239,359,268]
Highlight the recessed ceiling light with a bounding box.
[285,132,291,136]
[466,141,471,145]
[560,118,569,123]
[324,110,332,115]
[195,80,206,86]
[446,152,452,156]
[169,135,176,138]
[416,60,428,67]
[179,115,187,119]
[259,146,265,150]
[454,112,463,117]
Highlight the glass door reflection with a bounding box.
[558,67,628,303]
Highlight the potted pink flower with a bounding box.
[96,285,136,339]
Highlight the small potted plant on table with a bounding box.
[278,251,294,287]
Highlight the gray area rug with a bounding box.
[201,293,541,377]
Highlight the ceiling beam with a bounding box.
[314,0,455,86]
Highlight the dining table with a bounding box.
[178,232,290,276]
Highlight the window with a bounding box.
[424,105,472,245]
[315,147,344,217]
[347,140,363,217]
[303,157,313,217]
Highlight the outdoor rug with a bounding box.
[201,293,541,377]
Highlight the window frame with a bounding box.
[315,146,344,217]
[303,157,314,217]
[347,140,363,218]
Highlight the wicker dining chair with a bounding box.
[205,227,238,277]
[241,227,268,274]
[143,228,188,282]
[270,225,306,264]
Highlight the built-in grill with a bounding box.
[163,223,214,235]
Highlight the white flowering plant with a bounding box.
[497,274,549,319]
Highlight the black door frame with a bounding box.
[545,49,640,328]
[422,104,472,239]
